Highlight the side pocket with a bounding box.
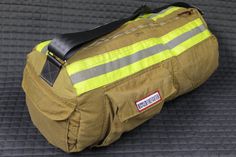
[99,64,177,146]
[22,62,78,152]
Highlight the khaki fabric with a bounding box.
[22,7,219,153]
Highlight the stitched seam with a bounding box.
[67,108,80,151]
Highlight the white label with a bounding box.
[135,91,161,112]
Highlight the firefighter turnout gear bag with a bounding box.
[22,2,219,153]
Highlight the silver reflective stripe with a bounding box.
[70,24,206,84]
[71,44,166,83]
[166,24,205,48]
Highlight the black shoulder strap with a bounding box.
[48,2,200,61]
[48,5,151,61]
[41,2,201,86]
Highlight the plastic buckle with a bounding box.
[40,53,64,86]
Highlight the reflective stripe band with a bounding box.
[70,24,206,84]
[67,18,204,76]
[35,40,51,53]
[134,7,182,22]
[172,29,210,56]
[71,44,166,84]
[70,19,211,95]
[148,7,182,21]
[73,30,211,95]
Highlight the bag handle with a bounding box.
[48,2,200,61]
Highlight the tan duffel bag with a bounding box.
[22,2,219,153]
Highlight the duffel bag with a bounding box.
[22,2,219,153]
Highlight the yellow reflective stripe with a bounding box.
[73,29,211,95]
[133,14,153,21]
[66,39,161,75]
[139,14,152,18]
[66,18,203,76]
[171,29,211,56]
[128,7,181,23]
[35,40,51,52]
[151,7,181,21]
[70,25,206,84]
[161,18,203,43]
[73,49,170,95]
